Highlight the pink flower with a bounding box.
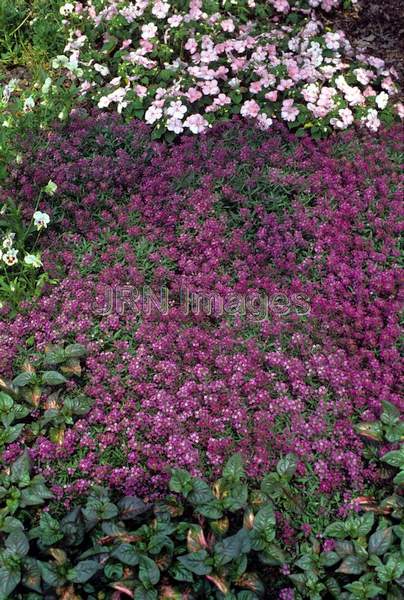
[265,91,278,102]
[240,100,260,118]
[135,85,147,98]
[183,113,209,134]
[249,81,262,94]
[281,99,299,122]
[202,79,220,95]
[221,19,235,33]
[187,87,203,103]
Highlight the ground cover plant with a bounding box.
[0,112,402,598]
[0,1,403,598]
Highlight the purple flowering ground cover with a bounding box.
[0,111,402,526]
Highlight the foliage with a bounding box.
[0,183,55,308]
[0,341,90,453]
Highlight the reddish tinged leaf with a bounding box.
[236,572,265,594]
[187,526,208,552]
[206,574,229,594]
[210,516,229,535]
[355,422,383,442]
[243,507,255,530]
[110,582,135,597]
[49,548,67,565]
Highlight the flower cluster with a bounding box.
[1,112,401,502]
[0,192,52,306]
[52,0,401,138]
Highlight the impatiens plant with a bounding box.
[51,0,400,139]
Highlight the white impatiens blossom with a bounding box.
[375,91,389,110]
[145,104,163,124]
[141,23,158,40]
[24,254,43,268]
[94,63,110,77]
[33,211,50,230]
[166,100,187,119]
[364,108,381,132]
[166,117,184,134]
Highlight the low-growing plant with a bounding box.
[0,182,57,308]
[0,342,91,449]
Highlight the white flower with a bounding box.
[43,180,57,196]
[2,233,15,249]
[94,63,110,77]
[145,105,163,124]
[183,114,209,134]
[33,211,50,230]
[166,100,187,119]
[3,248,18,266]
[141,23,158,40]
[23,96,35,112]
[364,108,380,132]
[41,77,52,94]
[166,117,184,134]
[152,1,170,19]
[60,2,74,16]
[24,254,42,268]
[375,91,388,110]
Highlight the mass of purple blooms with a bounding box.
[1,112,402,512]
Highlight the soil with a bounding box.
[329,0,404,86]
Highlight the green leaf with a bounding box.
[111,543,140,566]
[22,557,42,592]
[38,562,64,587]
[368,527,394,556]
[336,555,366,575]
[324,521,347,539]
[6,529,29,556]
[320,551,340,567]
[138,556,160,587]
[0,566,21,597]
[169,469,193,496]
[195,500,223,519]
[42,371,68,386]
[357,512,375,536]
[104,562,123,580]
[12,372,34,387]
[214,529,251,566]
[68,559,99,583]
[32,512,63,546]
[134,588,158,600]
[393,470,404,486]
[0,392,14,411]
[64,343,87,358]
[43,348,66,364]
[223,453,245,481]
[382,448,404,470]
[276,454,298,480]
[11,450,31,485]
[169,562,194,582]
[178,550,212,576]
[250,505,276,550]
[188,478,214,505]
[118,496,150,520]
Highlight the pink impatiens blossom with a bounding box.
[281,98,299,122]
[183,113,209,133]
[240,99,260,118]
